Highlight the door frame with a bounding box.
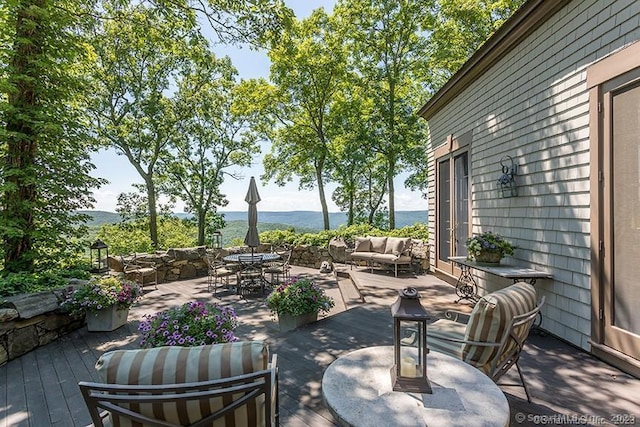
[434,132,472,278]
[587,41,640,377]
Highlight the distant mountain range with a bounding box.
[79,210,428,231]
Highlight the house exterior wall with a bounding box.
[424,0,640,350]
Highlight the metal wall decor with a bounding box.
[497,155,518,198]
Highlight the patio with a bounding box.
[1,265,638,426]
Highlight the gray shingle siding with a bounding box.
[424,0,640,349]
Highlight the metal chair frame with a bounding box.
[426,296,545,402]
[122,255,158,291]
[205,254,236,296]
[79,355,279,427]
[237,254,265,297]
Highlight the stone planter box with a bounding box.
[278,312,318,333]
[85,307,129,332]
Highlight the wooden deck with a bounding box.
[1,265,639,426]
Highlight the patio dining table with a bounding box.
[223,253,283,294]
[222,252,281,263]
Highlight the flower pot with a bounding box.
[473,251,502,265]
[278,312,318,332]
[86,306,129,332]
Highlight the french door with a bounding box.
[589,43,640,373]
[601,79,640,359]
[436,150,470,276]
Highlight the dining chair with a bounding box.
[262,248,292,285]
[205,253,236,296]
[237,254,265,297]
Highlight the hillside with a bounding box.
[79,210,428,246]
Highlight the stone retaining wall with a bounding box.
[0,287,85,367]
[0,242,429,366]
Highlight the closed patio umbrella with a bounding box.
[244,176,261,255]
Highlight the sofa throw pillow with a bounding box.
[354,237,371,252]
[368,236,388,253]
[384,238,405,256]
[400,238,413,256]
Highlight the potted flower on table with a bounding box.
[138,301,238,348]
[266,276,335,332]
[465,231,516,265]
[62,276,142,331]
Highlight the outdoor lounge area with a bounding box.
[1,264,638,426]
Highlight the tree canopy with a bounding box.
[1,0,526,275]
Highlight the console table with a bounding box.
[448,256,552,304]
[322,346,509,427]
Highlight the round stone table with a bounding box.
[322,346,509,427]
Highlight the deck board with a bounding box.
[1,265,639,426]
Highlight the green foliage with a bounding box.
[1,0,105,273]
[160,51,259,245]
[61,276,142,315]
[0,271,68,298]
[258,222,428,249]
[266,277,335,316]
[98,217,197,255]
[138,301,238,348]
[465,231,516,260]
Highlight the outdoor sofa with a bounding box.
[349,236,413,277]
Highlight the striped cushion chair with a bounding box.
[79,341,278,427]
[427,282,544,402]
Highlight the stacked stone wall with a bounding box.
[1,242,428,365]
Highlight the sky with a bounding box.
[89,0,426,213]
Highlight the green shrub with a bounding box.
[257,222,428,249]
[98,217,198,255]
[0,271,67,298]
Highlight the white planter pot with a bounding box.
[278,312,318,333]
[86,306,129,332]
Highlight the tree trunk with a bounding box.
[145,178,159,248]
[388,168,396,229]
[317,170,330,230]
[2,0,45,272]
[197,209,206,246]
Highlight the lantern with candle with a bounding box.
[390,287,432,393]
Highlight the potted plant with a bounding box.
[465,231,516,264]
[62,276,142,331]
[138,301,238,348]
[266,276,335,332]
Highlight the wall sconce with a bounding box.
[497,155,518,198]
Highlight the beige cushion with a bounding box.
[427,319,466,360]
[368,236,388,253]
[462,282,537,374]
[384,237,405,255]
[370,253,411,264]
[400,238,413,256]
[354,237,371,252]
[350,252,374,261]
[96,341,269,427]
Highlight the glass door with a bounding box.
[436,150,470,276]
[602,81,640,358]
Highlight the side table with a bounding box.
[322,346,509,427]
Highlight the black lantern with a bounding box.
[390,287,432,393]
[497,155,518,198]
[90,240,109,274]
[211,231,222,249]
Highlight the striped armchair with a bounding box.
[427,282,544,402]
[79,341,278,426]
